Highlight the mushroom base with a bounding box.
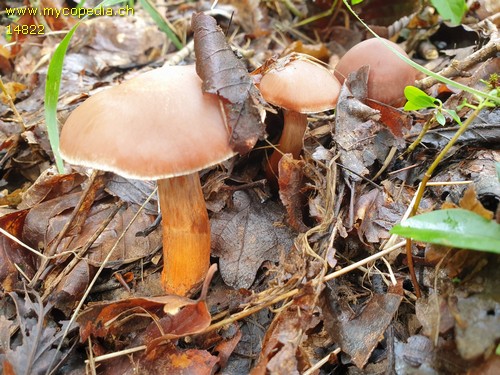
[158,174,210,296]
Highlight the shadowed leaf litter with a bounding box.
[1,0,499,373]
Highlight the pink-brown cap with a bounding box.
[258,54,341,113]
[334,38,417,106]
[60,65,235,180]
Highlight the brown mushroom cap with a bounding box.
[60,65,235,180]
[258,56,341,113]
[334,38,417,106]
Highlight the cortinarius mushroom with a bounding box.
[256,54,341,180]
[60,65,235,296]
[334,38,417,106]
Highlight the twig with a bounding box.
[415,21,499,91]
[303,348,341,375]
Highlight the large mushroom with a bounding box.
[59,65,235,296]
[334,38,417,106]
[255,54,341,181]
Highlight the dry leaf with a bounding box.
[251,284,321,374]
[0,210,36,291]
[324,292,402,368]
[192,12,265,155]
[211,191,295,289]
[278,155,308,232]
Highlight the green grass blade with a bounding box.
[390,209,500,254]
[45,0,134,174]
[139,0,183,50]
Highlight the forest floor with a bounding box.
[0,0,499,374]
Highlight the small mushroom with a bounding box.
[334,38,417,106]
[256,54,341,181]
[60,65,235,296]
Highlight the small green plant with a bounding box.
[404,85,462,125]
[392,87,499,254]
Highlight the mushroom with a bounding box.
[59,65,235,296]
[334,38,417,106]
[256,54,341,181]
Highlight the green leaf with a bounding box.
[45,0,124,174]
[430,0,467,26]
[446,109,462,125]
[403,86,439,111]
[435,110,446,125]
[390,209,500,254]
[351,0,363,4]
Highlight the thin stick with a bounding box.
[303,348,341,375]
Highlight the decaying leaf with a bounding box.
[100,341,219,375]
[366,98,412,137]
[22,194,161,267]
[454,294,500,360]
[251,284,321,374]
[18,169,85,209]
[334,67,401,181]
[278,155,308,232]
[213,324,242,368]
[457,185,493,219]
[0,210,36,291]
[323,292,402,368]
[47,259,94,315]
[79,265,216,348]
[78,294,205,344]
[192,12,265,155]
[211,190,295,289]
[0,291,75,375]
[354,188,406,243]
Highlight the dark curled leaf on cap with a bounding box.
[192,12,265,155]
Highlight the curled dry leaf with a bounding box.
[79,265,217,348]
[251,284,322,374]
[211,191,295,289]
[278,155,309,232]
[0,210,36,291]
[0,291,75,375]
[192,12,265,155]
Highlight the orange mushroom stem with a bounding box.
[157,175,210,294]
[266,110,307,180]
